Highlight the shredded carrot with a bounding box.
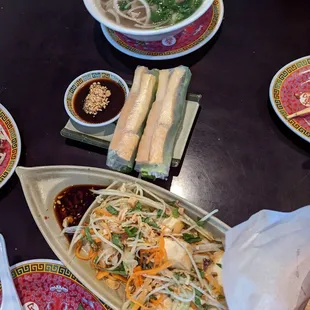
[96,270,109,280]
[159,234,167,263]
[131,291,151,310]
[75,242,94,261]
[140,234,168,268]
[146,253,156,264]
[111,274,127,283]
[206,274,223,294]
[150,294,164,306]
[126,262,172,310]
[96,208,112,217]
[90,253,99,269]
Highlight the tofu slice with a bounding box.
[164,237,192,271]
[162,217,184,234]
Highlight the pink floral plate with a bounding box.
[101,0,224,60]
[0,259,110,310]
[270,56,310,142]
[0,104,21,188]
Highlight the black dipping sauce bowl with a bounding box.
[64,70,129,129]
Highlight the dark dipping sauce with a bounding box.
[54,185,105,241]
[73,78,126,124]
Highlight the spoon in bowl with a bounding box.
[0,234,23,310]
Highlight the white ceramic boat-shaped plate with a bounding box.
[16,165,230,310]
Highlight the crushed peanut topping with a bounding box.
[83,82,111,116]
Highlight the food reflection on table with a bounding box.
[55,181,226,310]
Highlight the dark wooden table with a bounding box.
[0,0,310,263]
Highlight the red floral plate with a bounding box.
[101,0,224,60]
[270,56,310,142]
[0,259,110,310]
[0,104,21,188]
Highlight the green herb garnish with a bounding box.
[198,269,205,278]
[182,233,202,244]
[84,227,93,243]
[84,227,99,251]
[93,255,99,264]
[131,201,142,212]
[216,263,222,268]
[174,273,181,280]
[157,209,169,218]
[118,0,131,10]
[197,219,204,227]
[107,263,127,276]
[112,233,124,250]
[218,295,225,299]
[195,288,202,298]
[194,296,202,306]
[124,226,138,237]
[171,207,179,218]
[107,205,119,216]
[142,217,160,229]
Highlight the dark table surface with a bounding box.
[0,0,310,263]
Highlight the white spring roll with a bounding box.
[107,67,157,172]
[135,66,192,179]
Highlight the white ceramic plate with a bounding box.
[101,0,224,60]
[16,165,229,310]
[0,104,21,188]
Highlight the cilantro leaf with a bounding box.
[124,226,138,237]
[131,201,142,212]
[171,207,179,218]
[106,263,127,276]
[157,209,169,218]
[118,0,131,10]
[182,233,201,244]
[112,233,124,250]
[107,205,119,215]
[142,217,160,229]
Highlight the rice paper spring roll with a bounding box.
[135,66,191,179]
[107,66,158,172]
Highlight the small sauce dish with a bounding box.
[64,70,129,128]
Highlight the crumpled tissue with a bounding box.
[223,206,310,310]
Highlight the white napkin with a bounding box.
[223,206,310,310]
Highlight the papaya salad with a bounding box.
[65,182,227,310]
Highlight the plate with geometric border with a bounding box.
[101,0,224,60]
[269,55,310,143]
[0,104,21,188]
[0,259,110,310]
